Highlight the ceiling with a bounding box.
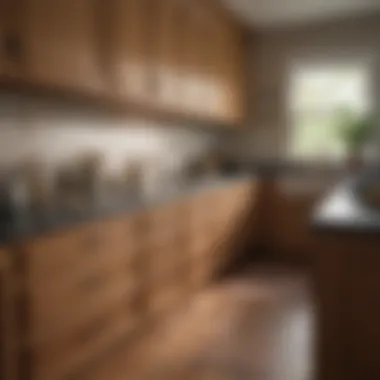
[222,0,380,28]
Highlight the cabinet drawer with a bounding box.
[191,262,213,289]
[190,229,221,258]
[148,243,185,278]
[30,270,137,344]
[25,225,105,281]
[26,223,136,290]
[143,205,187,248]
[96,218,135,258]
[34,307,132,380]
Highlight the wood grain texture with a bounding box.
[314,235,380,380]
[0,0,27,78]
[25,0,105,94]
[11,180,257,380]
[0,0,246,126]
[0,248,17,380]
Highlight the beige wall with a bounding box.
[227,12,380,161]
[0,93,217,176]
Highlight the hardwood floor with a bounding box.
[87,268,315,380]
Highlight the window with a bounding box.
[287,62,372,161]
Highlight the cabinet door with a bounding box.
[111,0,153,105]
[175,2,203,118]
[348,241,380,379]
[154,0,182,112]
[190,6,217,121]
[0,249,16,380]
[0,0,26,78]
[221,19,246,125]
[313,238,351,380]
[202,12,224,123]
[26,0,104,94]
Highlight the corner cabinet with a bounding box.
[25,0,105,95]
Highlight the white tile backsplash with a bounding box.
[0,94,217,176]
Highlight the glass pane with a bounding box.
[289,64,370,113]
[289,112,346,161]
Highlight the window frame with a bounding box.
[285,59,375,163]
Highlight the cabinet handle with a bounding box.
[3,30,23,65]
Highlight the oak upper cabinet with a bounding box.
[206,12,246,126]
[25,0,104,95]
[0,0,26,79]
[185,4,215,120]
[110,0,152,105]
[185,2,246,126]
[154,0,183,112]
[204,12,225,123]
[173,1,220,122]
[221,17,246,126]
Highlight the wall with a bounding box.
[226,12,380,161]
[229,14,380,265]
[0,93,218,177]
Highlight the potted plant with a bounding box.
[335,108,376,172]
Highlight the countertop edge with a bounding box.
[0,175,254,247]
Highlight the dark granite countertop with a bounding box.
[0,175,252,246]
[313,177,380,233]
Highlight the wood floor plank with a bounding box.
[85,269,315,380]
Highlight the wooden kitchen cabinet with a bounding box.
[16,216,141,380]
[109,0,155,105]
[347,241,380,379]
[174,1,204,118]
[188,181,257,288]
[25,0,105,95]
[0,0,26,79]
[221,18,246,125]
[175,1,229,123]
[0,0,246,126]
[315,235,380,380]
[0,248,16,380]
[4,179,256,380]
[143,199,190,321]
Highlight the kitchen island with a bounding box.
[313,178,380,380]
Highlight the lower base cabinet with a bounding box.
[315,235,380,380]
[3,179,257,380]
[1,249,17,380]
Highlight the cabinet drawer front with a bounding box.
[26,223,135,289]
[144,205,188,248]
[147,244,186,280]
[26,225,105,280]
[30,270,137,344]
[191,263,213,289]
[148,283,184,318]
[34,308,132,380]
[96,218,136,259]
